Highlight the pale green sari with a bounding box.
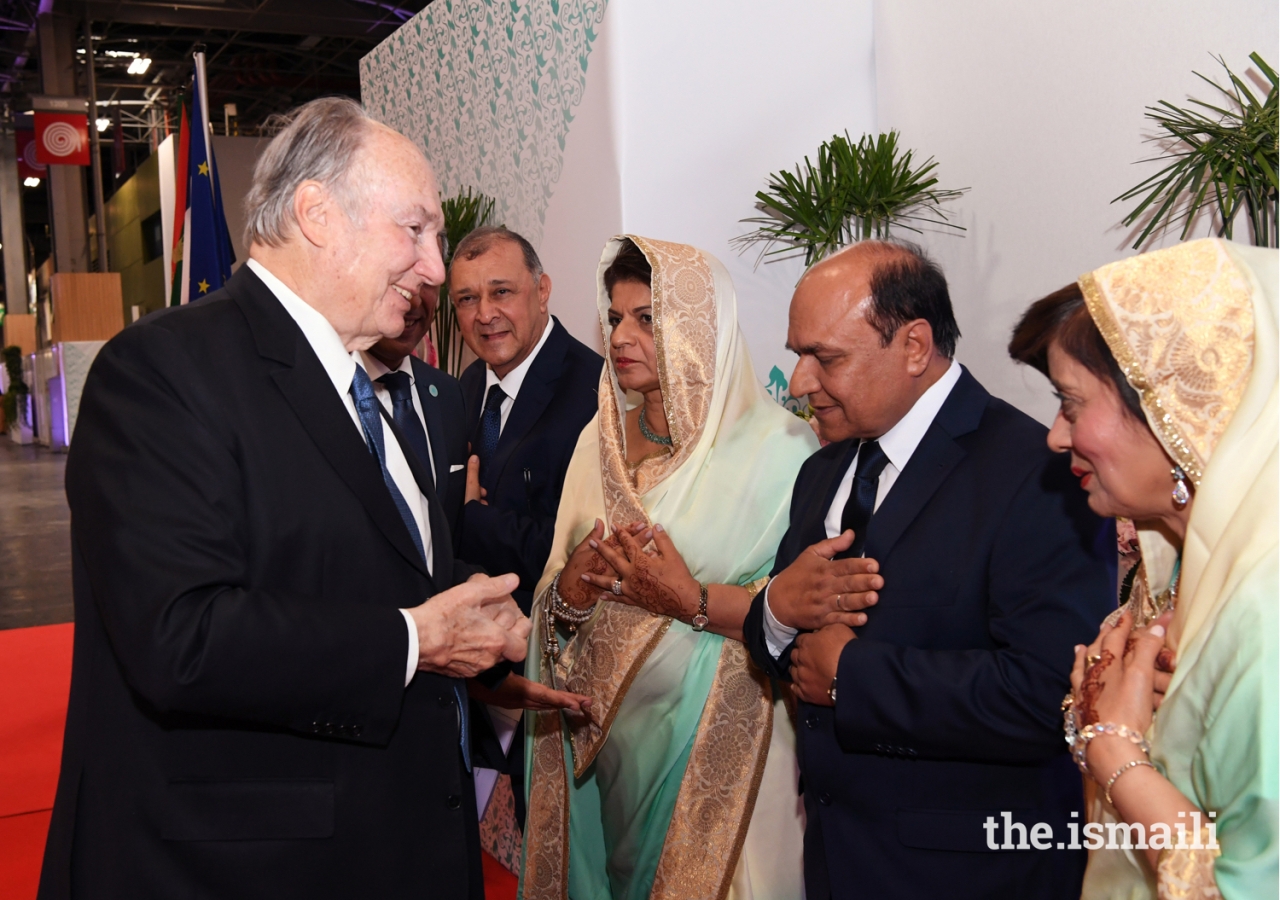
[521,237,817,900]
[1077,239,1278,899]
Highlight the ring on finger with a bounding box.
[1086,654,1103,668]
[836,593,846,611]
[611,579,623,596]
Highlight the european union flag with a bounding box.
[186,64,235,299]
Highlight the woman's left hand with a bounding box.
[580,523,701,621]
[1070,609,1170,779]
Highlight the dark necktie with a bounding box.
[376,371,434,484]
[351,366,471,771]
[478,383,506,465]
[839,439,891,558]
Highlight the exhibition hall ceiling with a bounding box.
[0,0,437,137]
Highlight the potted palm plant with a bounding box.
[432,187,500,377]
[1115,52,1277,249]
[734,129,969,269]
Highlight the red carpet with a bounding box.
[0,623,73,900]
[0,622,516,900]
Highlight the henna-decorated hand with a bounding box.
[581,523,700,621]
[558,519,618,608]
[1069,609,1170,782]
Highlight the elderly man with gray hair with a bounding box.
[38,97,531,900]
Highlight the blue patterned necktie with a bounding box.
[376,371,433,482]
[351,365,471,771]
[839,439,890,559]
[478,383,507,465]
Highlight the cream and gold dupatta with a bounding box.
[522,237,817,900]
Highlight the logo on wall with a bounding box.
[16,131,46,181]
[33,112,90,166]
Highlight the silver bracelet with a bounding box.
[1105,759,1156,805]
[542,572,598,663]
[1071,721,1151,774]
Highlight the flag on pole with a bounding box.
[168,102,190,306]
[172,52,235,305]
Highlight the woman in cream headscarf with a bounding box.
[1008,237,1277,899]
[521,236,818,900]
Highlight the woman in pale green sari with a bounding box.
[520,236,818,900]
[1009,238,1277,899]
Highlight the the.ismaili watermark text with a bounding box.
[983,811,1218,851]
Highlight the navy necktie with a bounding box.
[478,383,506,465]
[351,366,471,771]
[377,371,433,484]
[839,439,890,558]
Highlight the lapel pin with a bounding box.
[429,384,439,397]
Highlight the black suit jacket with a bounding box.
[743,367,1112,900]
[40,266,484,900]
[457,317,602,613]
[409,356,469,536]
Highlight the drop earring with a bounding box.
[1171,465,1190,508]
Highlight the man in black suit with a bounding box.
[363,282,470,533]
[743,241,1112,899]
[39,97,531,900]
[451,226,603,614]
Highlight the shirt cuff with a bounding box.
[400,608,419,687]
[762,582,799,660]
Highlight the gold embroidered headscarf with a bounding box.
[1078,237,1274,653]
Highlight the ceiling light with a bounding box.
[127,57,152,75]
[96,117,111,132]
[104,50,140,59]
[24,177,41,188]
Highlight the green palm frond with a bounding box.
[732,130,969,270]
[433,187,498,376]
[1115,52,1278,249]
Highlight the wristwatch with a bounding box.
[828,675,838,705]
[691,583,709,632]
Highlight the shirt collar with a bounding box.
[484,315,554,401]
[360,350,414,385]
[875,360,962,472]
[248,258,357,398]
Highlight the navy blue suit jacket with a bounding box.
[408,356,469,537]
[457,317,602,613]
[743,367,1112,900]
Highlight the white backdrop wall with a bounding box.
[363,0,1277,420]
[875,0,1278,423]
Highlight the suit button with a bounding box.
[446,795,462,810]
[805,714,819,730]
[818,793,832,807]
[439,695,453,707]
[353,725,363,738]
[874,742,884,754]
[907,748,917,759]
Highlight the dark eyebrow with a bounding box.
[786,341,840,356]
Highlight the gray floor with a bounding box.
[0,437,73,630]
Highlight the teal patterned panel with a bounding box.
[360,0,608,247]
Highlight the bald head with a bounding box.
[785,240,957,442]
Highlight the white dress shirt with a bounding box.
[247,259,428,686]
[762,360,962,658]
[361,351,437,485]
[482,316,553,434]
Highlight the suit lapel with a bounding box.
[483,320,568,488]
[411,361,451,495]
[864,367,988,561]
[231,267,431,580]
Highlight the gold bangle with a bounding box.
[1104,758,1156,805]
[744,576,769,601]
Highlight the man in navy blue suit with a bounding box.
[742,241,1112,899]
[449,226,602,835]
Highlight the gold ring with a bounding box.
[836,593,845,611]
[1086,654,1103,668]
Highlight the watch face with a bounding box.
[691,614,710,632]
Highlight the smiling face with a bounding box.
[319,127,446,349]
[606,280,660,394]
[368,281,438,371]
[450,238,551,378]
[1046,341,1180,522]
[786,248,934,443]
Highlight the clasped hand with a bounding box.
[408,572,531,678]
[559,518,700,621]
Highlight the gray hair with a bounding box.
[243,96,375,248]
[449,225,544,281]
